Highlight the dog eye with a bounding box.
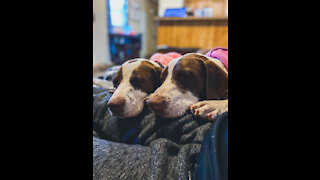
[130,77,143,86]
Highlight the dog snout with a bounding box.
[147,95,166,111]
[107,97,126,111]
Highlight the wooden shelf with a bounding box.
[155,16,228,49]
[154,16,228,21]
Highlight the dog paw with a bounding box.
[190,100,228,121]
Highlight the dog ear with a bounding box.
[151,65,163,89]
[201,59,228,100]
[141,61,163,91]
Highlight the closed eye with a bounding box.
[175,71,197,87]
[130,77,144,86]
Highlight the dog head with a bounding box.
[107,59,162,118]
[147,53,228,118]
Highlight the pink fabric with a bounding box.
[164,52,182,59]
[206,48,228,70]
[150,52,182,67]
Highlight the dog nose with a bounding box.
[107,97,126,111]
[147,95,165,111]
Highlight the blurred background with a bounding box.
[93,0,228,77]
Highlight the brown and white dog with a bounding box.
[107,59,163,118]
[146,53,228,118]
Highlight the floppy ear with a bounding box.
[151,65,163,89]
[141,61,163,90]
[202,59,228,100]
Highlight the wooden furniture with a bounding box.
[155,16,228,50]
[184,0,227,18]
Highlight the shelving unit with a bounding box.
[154,16,228,50]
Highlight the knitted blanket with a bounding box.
[93,84,215,180]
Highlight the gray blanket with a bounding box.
[93,85,215,180]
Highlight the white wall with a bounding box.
[93,0,112,65]
[128,0,158,58]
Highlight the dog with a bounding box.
[146,53,228,118]
[107,59,163,118]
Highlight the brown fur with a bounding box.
[160,66,168,83]
[172,57,206,99]
[130,61,163,94]
[201,57,228,99]
[112,67,123,88]
[171,54,228,100]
